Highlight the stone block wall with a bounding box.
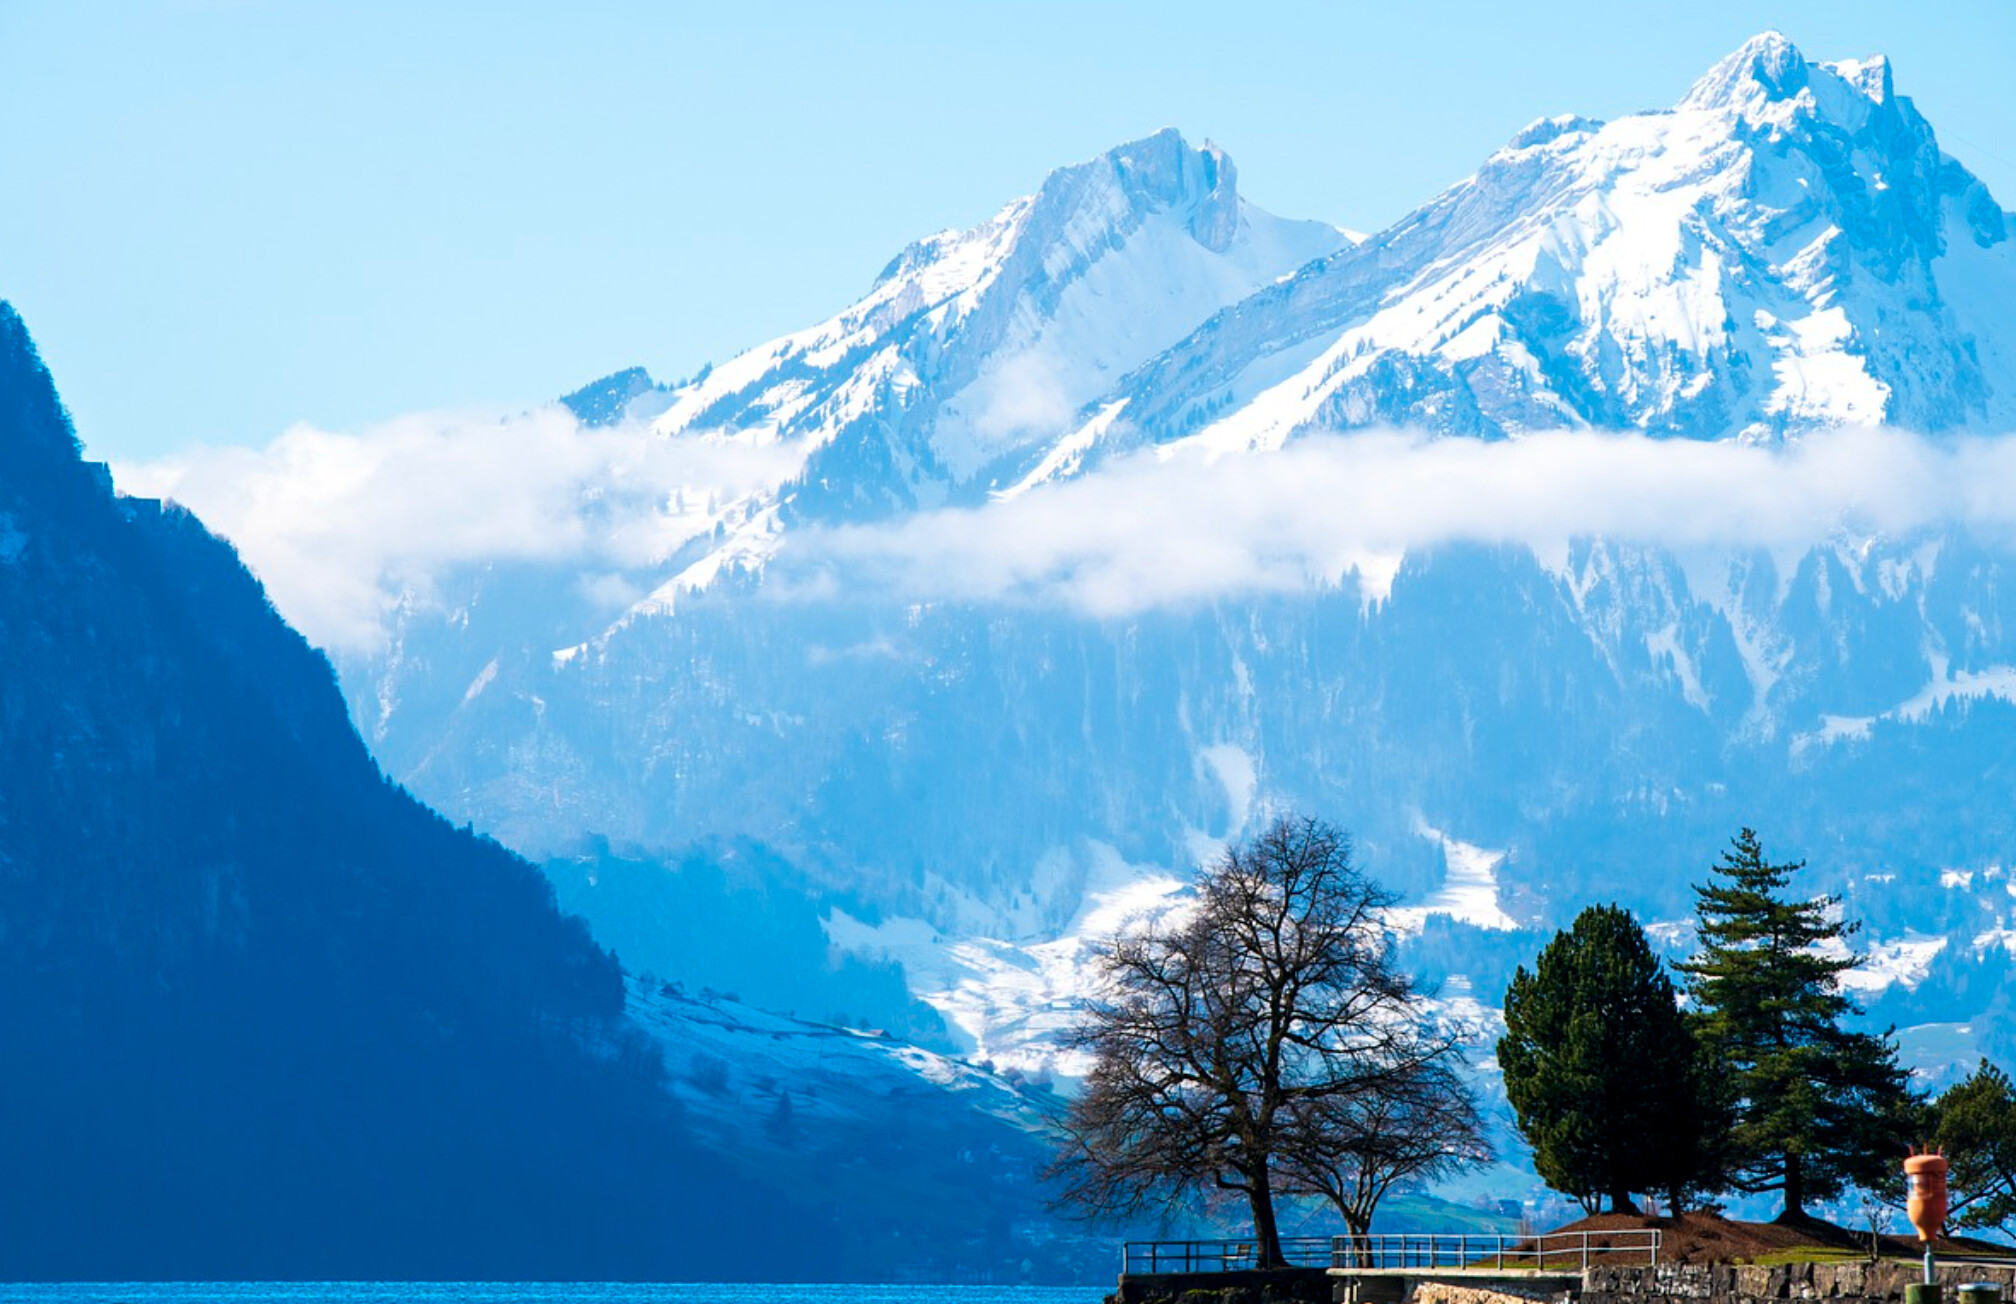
[1112,1266,1335,1304]
[1582,1263,2016,1304]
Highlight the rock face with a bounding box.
[328,36,2016,1077]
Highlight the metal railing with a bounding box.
[1331,1230,1662,1271]
[1121,1237,1337,1273]
[1121,1229,1661,1276]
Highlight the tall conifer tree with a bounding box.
[1679,829,1911,1221]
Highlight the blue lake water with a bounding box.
[0,1288,1108,1304]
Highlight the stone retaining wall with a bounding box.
[1412,1281,1578,1304]
[1582,1264,2016,1304]
[1112,1266,1334,1304]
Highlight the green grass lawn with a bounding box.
[1735,1249,1892,1266]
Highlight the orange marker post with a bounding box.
[1906,1148,1949,1304]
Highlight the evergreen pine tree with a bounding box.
[1678,828,1912,1222]
[1500,904,1718,1214]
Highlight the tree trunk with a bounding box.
[1609,1188,1641,1215]
[1781,1152,1805,1222]
[1247,1162,1287,1269]
[1343,1209,1372,1268]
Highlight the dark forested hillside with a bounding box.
[0,304,816,1280]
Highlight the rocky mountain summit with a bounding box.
[1080,32,2014,463]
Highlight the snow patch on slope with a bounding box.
[622,977,1053,1147]
[1198,743,1258,836]
[824,843,1192,1075]
[1391,823,1521,933]
[1831,932,1948,994]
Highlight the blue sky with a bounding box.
[3,0,2012,460]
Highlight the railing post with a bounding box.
[1581,1232,1589,1272]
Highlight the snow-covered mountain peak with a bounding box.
[1094,127,1241,251]
[1679,33,1916,149]
[543,41,2016,621]
[1003,127,1245,258]
[619,129,1345,562]
[519,131,1351,626]
[1678,30,1812,116]
[1824,54,1894,108]
[1084,35,2016,461]
[867,129,1246,293]
[1497,115,1605,156]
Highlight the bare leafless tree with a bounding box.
[1048,814,1468,1268]
[1278,1060,1491,1262]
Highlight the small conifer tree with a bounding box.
[1926,1059,2016,1238]
[1500,903,1717,1213]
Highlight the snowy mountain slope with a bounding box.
[643,128,1345,492]
[618,977,1128,1280]
[1050,33,2016,470]
[340,131,1351,776]
[626,978,1053,1142]
[586,129,1348,615]
[351,528,2016,1074]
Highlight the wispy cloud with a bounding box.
[116,406,802,654]
[775,427,2016,611]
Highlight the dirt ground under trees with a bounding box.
[1546,1211,2009,1264]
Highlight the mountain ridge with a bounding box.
[1073,31,2013,470]
[532,33,2016,643]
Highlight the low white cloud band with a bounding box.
[116,406,802,654]
[118,419,2016,656]
[779,427,2016,612]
